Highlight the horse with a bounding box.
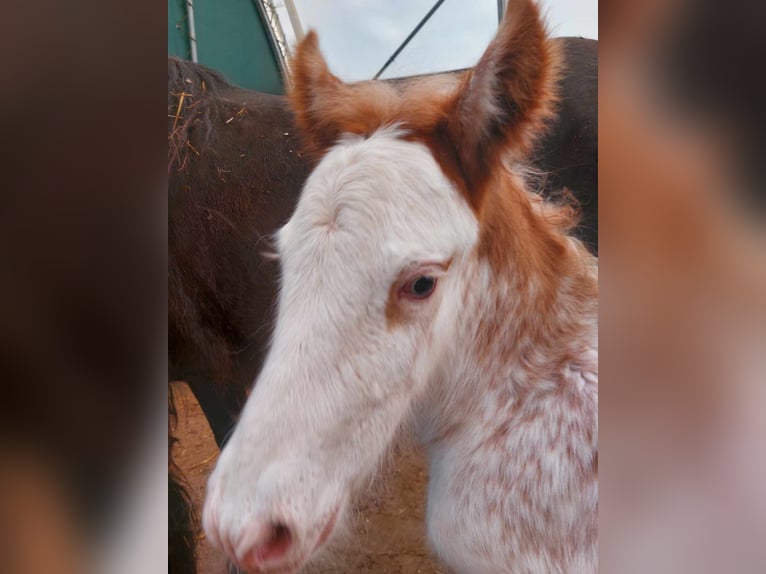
[201,1,598,572]
[169,29,596,574]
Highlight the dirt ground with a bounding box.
[173,382,446,573]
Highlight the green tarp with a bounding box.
[168,0,284,94]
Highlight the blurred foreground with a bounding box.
[1,1,167,573]
[600,0,766,572]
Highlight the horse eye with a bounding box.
[402,276,437,299]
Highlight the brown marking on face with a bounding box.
[384,279,407,330]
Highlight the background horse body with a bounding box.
[169,32,596,573]
[202,1,597,572]
[168,58,309,573]
[169,60,308,445]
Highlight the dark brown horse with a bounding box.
[168,35,596,573]
[168,58,309,573]
[532,37,598,253]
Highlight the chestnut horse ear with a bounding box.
[288,31,348,161]
[447,0,561,206]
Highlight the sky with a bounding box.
[274,0,597,82]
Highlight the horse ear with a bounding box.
[288,31,347,160]
[447,0,561,205]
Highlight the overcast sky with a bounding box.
[274,0,597,82]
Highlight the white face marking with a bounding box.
[203,127,479,572]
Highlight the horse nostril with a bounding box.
[238,520,294,569]
[271,522,291,547]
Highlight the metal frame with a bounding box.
[254,0,293,81]
[255,0,507,85]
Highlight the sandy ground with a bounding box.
[172,382,446,573]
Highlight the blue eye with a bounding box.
[402,276,437,299]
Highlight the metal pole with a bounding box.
[497,0,505,23]
[186,0,198,63]
[283,0,305,42]
[373,0,447,80]
[255,0,293,81]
